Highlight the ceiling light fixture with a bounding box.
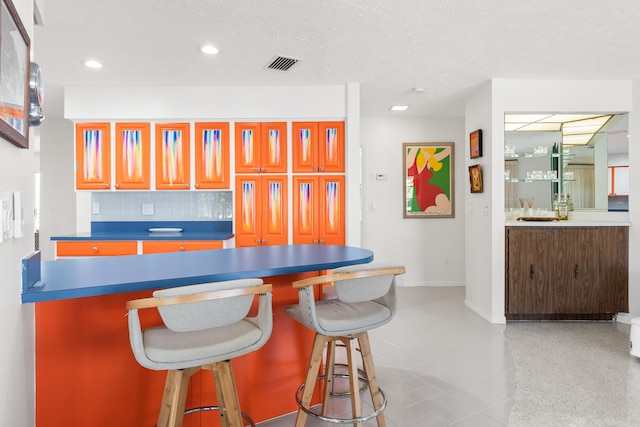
[200,45,219,55]
[390,105,409,111]
[83,60,103,69]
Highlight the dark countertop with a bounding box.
[51,221,234,241]
[21,244,374,303]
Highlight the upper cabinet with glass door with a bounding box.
[504,113,629,212]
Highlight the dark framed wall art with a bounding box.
[469,129,482,159]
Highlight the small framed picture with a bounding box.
[469,129,482,159]
[469,164,483,193]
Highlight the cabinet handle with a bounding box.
[256,168,261,172]
[530,264,534,279]
[575,264,579,278]
[179,247,185,252]
[92,247,98,253]
[115,184,119,189]
[184,184,189,188]
[313,239,318,244]
[262,239,266,244]
[314,167,319,172]
[260,167,266,172]
[319,167,324,171]
[103,184,109,188]
[319,239,324,244]
[195,184,199,188]
[255,239,261,244]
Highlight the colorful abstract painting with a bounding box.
[403,142,455,218]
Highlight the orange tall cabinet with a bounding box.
[194,122,230,189]
[234,122,289,247]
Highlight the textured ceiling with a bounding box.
[33,0,640,119]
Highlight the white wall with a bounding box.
[629,82,640,319]
[360,116,466,287]
[464,82,496,322]
[466,79,640,323]
[38,118,76,261]
[0,1,36,426]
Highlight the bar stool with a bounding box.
[126,278,273,427]
[285,263,405,426]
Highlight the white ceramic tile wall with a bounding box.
[91,191,232,221]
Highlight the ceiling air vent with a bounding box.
[267,56,299,71]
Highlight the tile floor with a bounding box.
[258,286,515,426]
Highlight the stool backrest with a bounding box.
[330,263,403,303]
[153,278,263,332]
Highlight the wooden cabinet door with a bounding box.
[555,227,599,314]
[235,122,287,173]
[318,176,345,245]
[318,122,345,173]
[114,122,150,190]
[75,122,111,190]
[505,227,555,315]
[194,122,230,189]
[155,123,190,190]
[235,176,288,247]
[292,176,320,244]
[594,227,628,313]
[293,176,344,245]
[142,240,223,253]
[292,122,318,173]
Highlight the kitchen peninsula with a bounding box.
[23,244,373,426]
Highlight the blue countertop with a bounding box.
[21,244,374,303]
[51,221,234,241]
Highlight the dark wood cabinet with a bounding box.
[505,226,628,320]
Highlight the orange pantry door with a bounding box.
[235,175,288,247]
[292,122,344,173]
[292,175,345,245]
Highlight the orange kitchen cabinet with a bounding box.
[142,240,224,253]
[56,241,138,257]
[194,122,230,189]
[292,175,345,245]
[235,175,288,247]
[75,122,111,190]
[155,123,191,190]
[234,122,287,173]
[114,122,150,190]
[292,121,344,173]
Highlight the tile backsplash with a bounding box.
[92,191,232,222]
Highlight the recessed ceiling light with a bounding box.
[390,105,409,111]
[200,45,219,55]
[83,60,103,69]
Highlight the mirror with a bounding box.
[504,112,628,213]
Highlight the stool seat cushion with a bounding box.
[286,299,392,336]
[143,319,264,368]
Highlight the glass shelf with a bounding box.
[504,152,575,159]
[506,178,575,183]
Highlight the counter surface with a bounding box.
[505,220,631,227]
[22,244,374,303]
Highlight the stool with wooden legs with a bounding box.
[285,263,405,426]
[126,279,273,427]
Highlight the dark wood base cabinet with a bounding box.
[505,226,628,321]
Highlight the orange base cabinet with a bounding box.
[56,241,138,257]
[142,240,224,254]
[34,273,320,427]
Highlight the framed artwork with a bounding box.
[469,164,483,193]
[403,142,454,218]
[469,129,482,159]
[0,0,31,148]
